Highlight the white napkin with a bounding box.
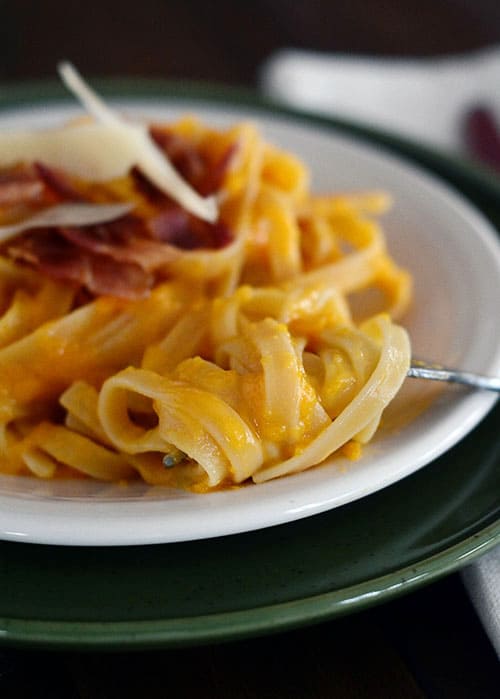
[462,549,500,658]
[260,46,500,154]
[260,46,500,658]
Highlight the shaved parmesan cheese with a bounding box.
[0,124,147,180]
[0,202,133,243]
[0,64,218,223]
[58,62,218,222]
[58,62,122,128]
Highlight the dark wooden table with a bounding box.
[1,2,499,696]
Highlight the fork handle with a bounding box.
[408,360,500,392]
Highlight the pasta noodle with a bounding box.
[0,83,412,491]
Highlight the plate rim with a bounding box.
[1,517,498,650]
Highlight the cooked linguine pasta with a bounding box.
[0,70,411,491]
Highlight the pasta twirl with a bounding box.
[0,90,411,490]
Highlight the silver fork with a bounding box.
[408,359,500,392]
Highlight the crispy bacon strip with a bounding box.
[58,216,180,271]
[149,128,206,191]
[149,210,232,250]
[197,142,239,196]
[0,162,85,208]
[131,169,234,250]
[8,231,153,299]
[149,128,238,196]
[0,133,235,299]
[0,168,44,206]
[33,162,86,202]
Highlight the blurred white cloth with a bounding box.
[462,549,500,658]
[260,46,500,153]
[260,46,500,658]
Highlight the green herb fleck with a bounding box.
[162,451,186,468]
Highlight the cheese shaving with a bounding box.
[57,62,122,128]
[57,62,218,222]
[0,65,218,223]
[0,202,134,243]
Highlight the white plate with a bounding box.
[0,98,499,546]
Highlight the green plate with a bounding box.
[0,82,498,650]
